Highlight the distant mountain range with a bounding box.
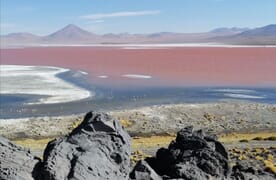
[1,24,276,47]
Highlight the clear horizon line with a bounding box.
[1,23,275,36]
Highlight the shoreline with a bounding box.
[1,101,275,139]
[2,43,276,48]
[1,82,276,119]
[0,65,93,105]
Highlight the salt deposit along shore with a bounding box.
[0,65,92,104]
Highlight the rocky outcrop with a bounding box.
[0,136,41,180]
[2,112,274,180]
[42,111,131,180]
[0,111,131,180]
[131,126,231,180]
[231,161,276,180]
[129,160,162,180]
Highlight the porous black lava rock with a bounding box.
[131,126,231,180]
[3,113,274,180]
[129,160,162,180]
[41,111,131,180]
[231,161,276,180]
[0,136,41,180]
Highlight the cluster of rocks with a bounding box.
[231,160,276,180]
[0,112,131,180]
[0,111,275,180]
[130,127,276,180]
[130,126,231,179]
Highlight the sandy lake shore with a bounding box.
[0,101,275,142]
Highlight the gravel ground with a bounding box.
[111,101,276,136]
[1,101,275,139]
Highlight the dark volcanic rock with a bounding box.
[231,161,275,180]
[0,136,41,180]
[41,111,131,180]
[131,126,231,180]
[129,160,162,180]
[2,112,274,180]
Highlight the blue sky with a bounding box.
[1,0,275,35]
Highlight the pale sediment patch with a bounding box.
[224,93,265,99]
[122,74,152,79]
[210,89,256,93]
[97,75,109,79]
[121,47,170,50]
[35,43,276,48]
[79,70,88,75]
[0,65,93,104]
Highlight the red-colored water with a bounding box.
[1,47,276,87]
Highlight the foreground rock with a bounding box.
[231,160,276,180]
[130,160,162,180]
[1,111,275,180]
[0,111,131,180]
[0,136,41,180]
[131,126,231,180]
[42,111,131,179]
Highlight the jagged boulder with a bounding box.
[231,161,276,180]
[131,126,231,180]
[42,111,131,180]
[0,136,41,180]
[129,160,162,180]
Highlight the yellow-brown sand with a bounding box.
[12,135,175,151]
[12,132,276,152]
[132,135,176,149]
[13,138,54,150]
[219,132,276,143]
[119,119,133,128]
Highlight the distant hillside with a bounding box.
[239,24,276,36]
[210,27,250,35]
[3,32,40,39]
[211,24,276,45]
[1,24,276,47]
[43,24,100,42]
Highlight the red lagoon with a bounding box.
[1,47,276,87]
